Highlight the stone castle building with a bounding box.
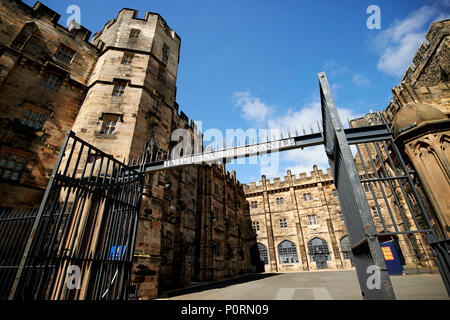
[0,0,448,300]
[245,19,450,273]
[0,0,257,299]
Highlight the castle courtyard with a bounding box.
[160,270,448,300]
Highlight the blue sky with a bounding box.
[30,0,449,183]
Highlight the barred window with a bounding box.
[112,81,127,97]
[21,109,47,130]
[100,114,120,135]
[372,207,379,218]
[162,45,169,64]
[257,243,268,265]
[278,241,298,264]
[308,214,317,225]
[0,147,29,181]
[129,29,140,39]
[56,45,75,64]
[279,218,287,229]
[121,52,134,65]
[252,221,260,233]
[214,243,221,257]
[42,73,63,91]
[304,193,312,201]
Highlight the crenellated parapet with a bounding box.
[384,19,450,122]
[244,166,335,196]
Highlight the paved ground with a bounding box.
[159,270,449,300]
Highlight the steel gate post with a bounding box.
[319,72,396,300]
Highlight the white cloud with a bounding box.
[323,60,348,76]
[352,74,371,87]
[233,92,360,180]
[375,5,450,76]
[233,91,274,124]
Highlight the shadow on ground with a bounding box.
[160,273,281,298]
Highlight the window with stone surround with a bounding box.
[100,114,120,135]
[333,189,338,197]
[308,214,317,225]
[252,221,260,233]
[42,72,63,91]
[121,52,134,65]
[308,237,331,262]
[278,241,299,264]
[279,218,287,229]
[21,107,48,130]
[214,243,221,257]
[276,197,284,206]
[303,193,312,201]
[0,146,30,181]
[56,44,76,64]
[371,207,379,219]
[112,80,127,97]
[251,201,258,209]
[162,44,169,64]
[129,29,140,39]
[338,211,344,222]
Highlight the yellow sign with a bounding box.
[382,247,395,261]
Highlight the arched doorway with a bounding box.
[308,237,331,269]
[277,240,299,264]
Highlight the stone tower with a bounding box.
[71,8,181,160]
[384,20,450,239]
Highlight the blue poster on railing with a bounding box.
[110,245,126,260]
[380,241,404,275]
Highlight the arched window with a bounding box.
[340,235,351,260]
[11,22,35,51]
[277,240,299,264]
[257,243,268,265]
[308,237,331,262]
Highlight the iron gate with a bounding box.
[319,72,449,299]
[1,72,448,300]
[0,131,143,300]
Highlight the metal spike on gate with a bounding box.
[295,127,298,136]
[288,130,291,138]
[302,126,306,135]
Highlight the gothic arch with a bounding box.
[277,240,299,264]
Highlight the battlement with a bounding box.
[92,8,180,44]
[243,167,334,194]
[384,19,450,122]
[11,1,94,45]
